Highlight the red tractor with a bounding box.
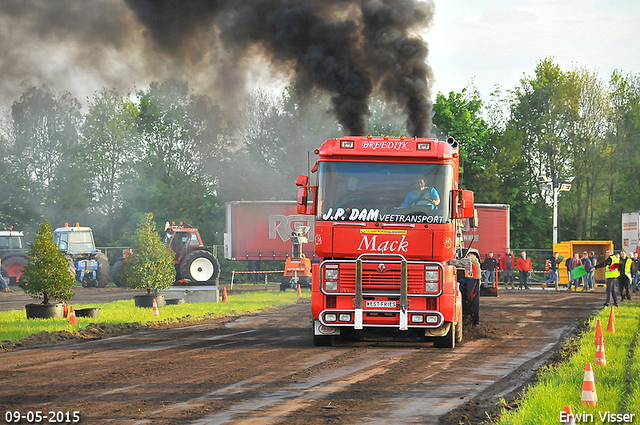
[112,221,220,286]
[162,221,220,285]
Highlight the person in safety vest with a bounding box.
[594,248,619,307]
[618,250,633,301]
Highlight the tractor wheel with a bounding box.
[3,255,27,283]
[111,259,124,287]
[298,276,311,289]
[178,250,220,284]
[95,253,111,288]
[280,276,291,291]
[66,256,79,285]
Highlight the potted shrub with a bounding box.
[121,213,175,307]
[19,221,76,319]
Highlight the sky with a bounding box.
[0,0,639,115]
[427,0,640,101]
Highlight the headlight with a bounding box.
[325,281,338,291]
[339,313,351,322]
[425,281,439,293]
[425,315,439,324]
[425,270,439,281]
[325,269,338,280]
[411,314,424,323]
[325,313,337,322]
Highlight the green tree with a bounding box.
[10,85,88,224]
[432,87,490,189]
[121,213,175,294]
[19,221,76,304]
[82,89,140,242]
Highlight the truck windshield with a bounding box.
[317,162,453,223]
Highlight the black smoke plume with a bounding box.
[125,0,435,136]
[0,0,435,136]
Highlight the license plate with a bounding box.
[365,300,396,308]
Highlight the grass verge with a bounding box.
[496,299,640,424]
[0,289,308,346]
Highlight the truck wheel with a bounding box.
[433,323,455,349]
[455,320,463,344]
[3,255,27,283]
[312,325,334,346]
[111,259,124,287]
[179,250,220,283]
[95,253,111,288]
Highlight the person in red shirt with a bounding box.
[516,251,532,290]
[500,247,516,290]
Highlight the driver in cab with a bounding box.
[401,176,440,209]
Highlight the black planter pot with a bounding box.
[133,294,165,308]
[25,303,65,319]
[75,307,100,318]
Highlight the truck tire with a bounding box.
[455,320,463,344]
[95,253,111,288]
[433,323,455,349]
[179,250,220,284]
[312,325,334,346]
[111,259,124,287]
[3,255,27,283]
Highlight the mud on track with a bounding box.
[0,289,605,424]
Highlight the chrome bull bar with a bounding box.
[354,253,409,331]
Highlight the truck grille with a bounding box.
[338,262,426,293]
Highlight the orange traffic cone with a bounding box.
[562,406,577,425]
[595,341,607,366]
[63,303,69,318]
[297,283,302,297]
[68,306,77,325]
[222,286,228,303]
[607,306,615,333]
[581,363,597,406]
[152,299,160,316]
[595,320,603,346]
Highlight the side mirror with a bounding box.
[468,208,478,228]
[297,187,308,214]
[452,190,475,219]
[296,175,308,187]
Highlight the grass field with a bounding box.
[0,289,307,343]
[497,299,640,424]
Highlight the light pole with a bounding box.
[538,176,574,245]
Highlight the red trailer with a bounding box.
[461,204,510,258]
[223,201,316,261]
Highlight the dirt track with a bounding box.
[0,288,606,424]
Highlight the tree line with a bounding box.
[0,58,639,252]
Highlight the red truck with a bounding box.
[295,135,478,347]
